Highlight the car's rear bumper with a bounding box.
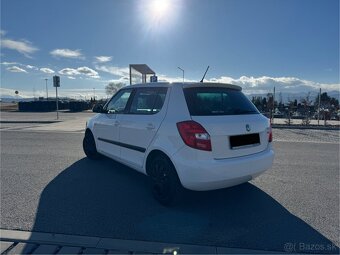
[172,145,274,191]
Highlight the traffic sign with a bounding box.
[53,76,60,87]
[150,75,158,83]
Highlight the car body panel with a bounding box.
[191,114,270,159]
[93,113,121,158]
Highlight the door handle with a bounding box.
[146,123,155,130]
[114,121,120,126]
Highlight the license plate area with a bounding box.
[230,133,260,149]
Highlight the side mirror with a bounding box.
[93,104,104,113]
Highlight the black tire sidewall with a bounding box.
[83,131,99,159]
[150,155,182,206]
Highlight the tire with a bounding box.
[83,130,100,159]
[149,154,183,206]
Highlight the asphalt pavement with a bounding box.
[0,129,339,254]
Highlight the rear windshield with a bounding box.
[184,87,259,116]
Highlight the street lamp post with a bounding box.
[45,78,49,100]
[177,67,184,83]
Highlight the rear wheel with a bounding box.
[83,130,100,159]
[149,154,183,206]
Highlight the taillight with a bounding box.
[176,121,212,151]
[268,125,273,142]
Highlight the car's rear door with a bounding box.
[118,87,168,170]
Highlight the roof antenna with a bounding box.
[200,66,210,82]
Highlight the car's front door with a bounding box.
[93,89,133,160]
[119,87,168,171]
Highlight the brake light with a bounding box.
[268,125,273,142]
[176,121,212,151]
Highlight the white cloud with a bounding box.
[94,56,112,63]
[59,68,80,76]
[0,61,17,65]
[58,66,100,79]
[58,88,106,99]
[95,66,194,84]
[0,87,108,99]
[157,74,196,83]
[205,75,340,94]
[95,65,129,77]
[1,39,38,57]
[0,87,30,98]
[26,65,37,70]
[121,73,339,94]
[40,67,55,74]
[1,62,39,71]
[101,77,130,84]
[6,66,28,73]
[67,76,76,80]
[77,66,100,78]
[50,49,84,59]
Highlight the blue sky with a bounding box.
[1,0,339,99]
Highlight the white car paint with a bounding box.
[86,82,274,191]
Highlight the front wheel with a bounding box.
[149,154,183,206]
[83,130,100,159]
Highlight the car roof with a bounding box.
[123,82,242,91]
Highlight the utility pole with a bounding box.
[56,85,59,119]
[45,78,49,100]
[53,76,60,120]
[93,88,96,101]
[317,88,321,125]
[177,67,184,83]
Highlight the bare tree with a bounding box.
[300,92,312,125]
[285,99,294,125]
[105,82,125,95]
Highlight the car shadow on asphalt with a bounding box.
[27,157,339,254]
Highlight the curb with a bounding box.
[0,120,62,124]
[0,229,281,254]
[272,124,339,130]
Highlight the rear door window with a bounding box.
[129,87,167,115]
[184,87,259,116]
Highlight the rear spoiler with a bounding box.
[182,83,242,91]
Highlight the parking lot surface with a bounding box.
[0,126,339,254]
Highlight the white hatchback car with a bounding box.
[83,82,274,205]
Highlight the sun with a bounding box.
[151,0,170,18]
[146,0,175,23]
[138,0,181,34]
